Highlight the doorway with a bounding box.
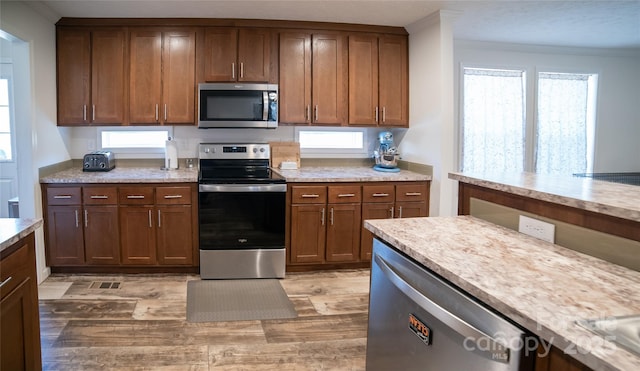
[0,37,19,217]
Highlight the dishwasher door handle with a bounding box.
[374,254,511,363]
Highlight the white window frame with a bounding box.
[97,126,173,156]
[295,127,370,158]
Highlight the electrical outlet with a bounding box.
[87,139,96,151]
[518,215,555,243]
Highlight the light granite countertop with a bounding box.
[365,216,640,371]
[40,167,199,183]
[449,172,640,223]
[0,218,43,254]
[273,166,431,182]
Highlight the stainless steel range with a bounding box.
[198,143,286,279]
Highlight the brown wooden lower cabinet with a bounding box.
[288,181,430,269]
[0,232,42,371]
[42,183,198,271]
[535,343,592,371]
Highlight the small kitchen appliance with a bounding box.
[373,131,400,172]
[82,150,115,172]
[198,83,278,129]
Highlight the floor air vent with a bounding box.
[89,281,121,289]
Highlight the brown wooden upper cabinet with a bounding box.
[279,32,348,125]
[57,28,126,125]
[203,28,271,82]
[348,34,408,127]
[129,29,196,125]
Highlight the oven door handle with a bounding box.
[199,184,287,193]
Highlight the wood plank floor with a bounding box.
[38,269,371,370]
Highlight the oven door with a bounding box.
[198,183,286,279]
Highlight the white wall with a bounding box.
[1,1,67,282]
[402,11,457,217]
[454,41,640,172]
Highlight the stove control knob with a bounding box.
[253,147,258,153]
[204,147,210,153]
[260,147,265,153]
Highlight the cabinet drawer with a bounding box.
[328,185,361,204]
[291,186,327,204]
[0,238,33,299]
[119,187,155,205]
[362,185,395,203]
[83,186,118,205]
[47,187,81,205]
[156,186,192,205]
[395,183,428,202]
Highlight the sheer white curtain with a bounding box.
[462,68,526,173]
[536,72,594,175]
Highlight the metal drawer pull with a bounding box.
[127,195,146,199]
[90,195,109,199]
[390,207,394,219]
[0,276,13,289]
[163,195,183,199]
[53,195,72,199]
[405,192,422,196]
[337,193,355,198]
[398,206,403,218]
[301,194,320,198]
[372,193,390,197]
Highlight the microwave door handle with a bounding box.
[262,91,269,120]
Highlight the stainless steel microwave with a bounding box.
[198,83,278,129]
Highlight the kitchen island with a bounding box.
[364,216,640,371]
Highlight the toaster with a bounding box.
[83,150,116,172]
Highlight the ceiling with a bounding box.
[28,0,640,49]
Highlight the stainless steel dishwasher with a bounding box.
[367,238,536,371]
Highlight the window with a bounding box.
[535,72,598,174]
[461,66,598,175]
[0,76,12,161]
[99,127,172,154]
[461,67,526,173]
[297,128,368,157]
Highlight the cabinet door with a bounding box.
[203,28,238,81]
[129,30,163,124]
[84,206,120,265]
[57,28,91,125]
[91,29,126,124]
[279,32,312,124]
[119,206,157,265]
[378,35,408,127]
[395,201,427,219]
[162,30,196,124]
[312,33,347,125]
[326,204,361,262]
[156,205,194,265]
[238,28,271,82]
[46,206,85,265]
[290,204,326,263]
[360,202,394,260]
[348,34,378,126]
[1,278,42,371]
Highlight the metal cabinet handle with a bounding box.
[163,104,167,121]
[372,193,390,197]
[232,62,235,79]
[84,209,88,227]
[321,208,325,226]
[75,209,79,228]
[330,208,334,226]
[155,104,159,121]
[90,195,109,199]
[0,276,12,289]
[306,105,310,122]
[83,105,87,121]
[382,107,386,123]
[127,195,145,199]
[398,206,403,218]
[405,192,422,197]
[53,195,72,199]
[92,105,96,121]
[301,194,320,198]
[240,62,244,79]
[158,210,162,228]
[314,105,318,121]
[337,193,355,198]
[390,207,395,219]
[163,195,183,199]
[375,107,379,122]
[148,209,152,228]
[374,254,512,363]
